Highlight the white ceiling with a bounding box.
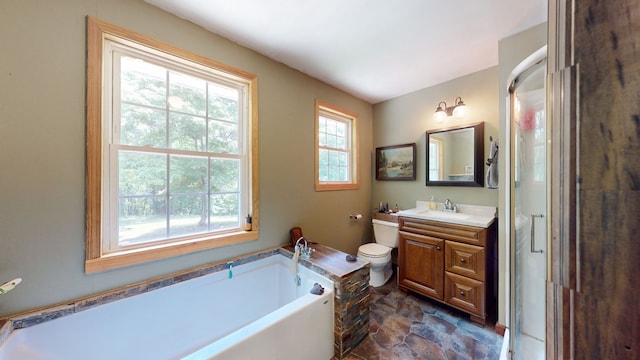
[146,0,547,104]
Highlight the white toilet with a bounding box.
[357,219,399,287]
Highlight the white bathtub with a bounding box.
[0,253,335,360]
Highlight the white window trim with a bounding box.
[86,17,259,273]
[314,100,359,191]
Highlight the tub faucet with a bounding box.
[295,237,314,259]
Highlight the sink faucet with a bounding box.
[443,199,457,212]
[295,237,314,259]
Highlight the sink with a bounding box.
[413,209,471,220]
[397,202,496,228]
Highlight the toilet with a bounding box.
[357,219,399,287]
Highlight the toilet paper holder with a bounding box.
[349,213,363,220]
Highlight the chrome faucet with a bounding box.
[295,236,315,259]
[443,198,457,212]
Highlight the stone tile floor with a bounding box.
[344,275,503,360]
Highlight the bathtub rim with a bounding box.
[0,246,300,339]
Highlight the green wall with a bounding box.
[372,22,546,327]
[0,0,372,316]
[372,67,500,210]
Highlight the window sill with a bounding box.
[85,230,259,273]
[315,183,360,191]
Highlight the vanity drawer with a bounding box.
[445,241,485,281]
[399,217,486,246]
[445,272,484,316]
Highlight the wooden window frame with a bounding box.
[314,100,359,191]
[85,17,259,273]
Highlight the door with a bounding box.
[509,54,547,360]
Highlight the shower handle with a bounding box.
[530,214,544,253]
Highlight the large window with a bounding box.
[86,17,258,272]
[315,100,359,191]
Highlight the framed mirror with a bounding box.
[426,121,484,187]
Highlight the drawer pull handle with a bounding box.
[460,291,465,296]
[460,258,466,263]
[436,246,441,251]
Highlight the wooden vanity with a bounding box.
[398,215,497,325]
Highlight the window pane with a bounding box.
[328,150,339,166]
[319,118,326,133]
[338,166,347,181]
[325,119,336,135]
[319,133,326,147]
[170,155,208,194]
[327,134,337,148]
[118,152,168,246]
[208,83,239,123]
[168,72,206,116]
[319,149,328,166]
[120,104,166,147]
[319,164,328,181]
[208,120,238,154]
[338,152,348,167]
[210,158,239,193]
[119,152,167,196]
[336,136,346,150]
[169,194,208,237]
[119,196,167,246]
[120,56,166,108]
[328,166,338,180]
[169,113,206,151]
[210,193,240,230]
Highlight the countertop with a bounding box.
[397,201,497,228]
[282,243,368,278]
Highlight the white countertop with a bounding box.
[397,201,496,228]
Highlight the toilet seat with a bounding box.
[358,243,391,258]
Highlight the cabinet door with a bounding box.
[398,231,444,300]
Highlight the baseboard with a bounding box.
[495,322,507,337]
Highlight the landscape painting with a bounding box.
[376,143,416,180]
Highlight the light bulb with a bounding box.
[453,104,467,118]
[433,110,447,123]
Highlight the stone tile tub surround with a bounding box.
[281,244,371,360]
[0,245,370,359]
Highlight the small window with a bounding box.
[86,17,258,273]
[315,100,359,191]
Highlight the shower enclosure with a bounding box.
[508,49,547,360]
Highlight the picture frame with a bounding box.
[375,143,416,180]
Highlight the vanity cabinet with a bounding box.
[398,216,497,325]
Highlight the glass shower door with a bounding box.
[509,57,547,360]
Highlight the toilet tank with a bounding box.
[372,219,399,248]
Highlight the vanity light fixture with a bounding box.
[433,97,468,122]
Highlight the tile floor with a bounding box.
[344,273,503,360]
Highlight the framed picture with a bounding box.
[376,143,416,180]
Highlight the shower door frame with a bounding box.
[507,46,548,360]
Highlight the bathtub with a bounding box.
[0,253,335,360]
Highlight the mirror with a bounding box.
[426,121,484,187]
